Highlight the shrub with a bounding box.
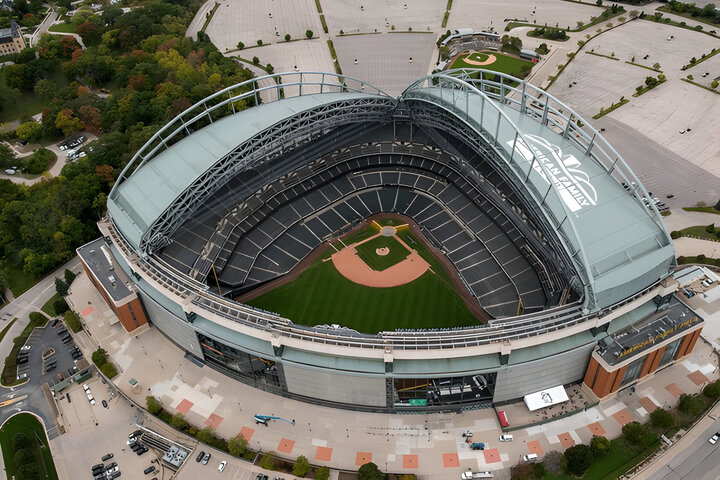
[285,33,291,41]
[53,297,69,315]
[670,230,681,239]
[257,39,262,46]
[228,435,247,456]
[100,362,117,378]
[358,462,384,480]
[197,426,215,444]
[259,453,277,470]
[590,435,611,456]
[91,348,107,367]
[237,41,244,49]
[712,79,719,89]
[306,29,313,38]
[623,421,650,445]
[252,56,259,64]
[146,396,162,415]
[315,466,330,480]
[170,412,189,429]
[678,393,705,416]
[266,64,274,74]
[64,311,83,332]
[704,380,720,399]
[564,444,593,476]
[649,408,675,429]
[293,455,312,477]
[705,223,715,234]
[55,277,69,296]
[23,148,54,175]
[543,449,566,475]
[13,447,34,466]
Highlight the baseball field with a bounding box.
[449,51,535,79]
[247,221,478,333]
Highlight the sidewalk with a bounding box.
[65,271,720,478]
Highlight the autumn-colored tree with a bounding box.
[95,165,114,183]
[55,109,85,137]
[78,105,102,135]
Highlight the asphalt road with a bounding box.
[647,418,720,480]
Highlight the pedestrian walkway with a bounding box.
[65,271,720,478]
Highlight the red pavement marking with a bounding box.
[638,396,659,414]
[205,413,224,429]
[665,383,682,397]
[81,306,94,316]
[558,432,575,448]
[483,448,501,463]
[526,440,544,456]
[355,452,372,467]
[277,438,295,454]
[402,455,418,469]
[688,370,709,386]
[175,399,193,415]
[315,446,333,462]
[239,426,254,441]
[442,453,459,468]
[587,422,606,436]
[612,408,635,427]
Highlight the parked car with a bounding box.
[144,466,156,474]
[470,442,487,450]
[710,432,719,445]
[101,453,114,461]
[218,461,227,472]
[196,451,205,462]
[201,453,211,465]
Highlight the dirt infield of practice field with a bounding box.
[329,224,430,287]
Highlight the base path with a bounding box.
[331,231,430,288]
[461,53,497,66]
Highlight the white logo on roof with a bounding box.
[507,134,597,213]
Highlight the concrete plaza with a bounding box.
[61,269,720,479]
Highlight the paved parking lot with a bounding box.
[50,378,168,480]
[18,319,82,383]
[177,445,295,480]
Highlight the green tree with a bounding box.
[170,412,189,429]
[306,29,313,38]
[55,277,69,296]
[622,421,650,445]
[91,347,107,367]
[252,56,259,64]
[259,453,276,470]
[315,466,330,480]
[12,432,31,450]
[590,435,611,456]
[649,408,675,429]
[146,396,163,414]
[705,223,715,234]
[100,362,117,378]
[712,79,719,89]
[285,33,291,41]
[237,41,244,49]
[678,393,705,416]
[293,455,312,477]
[197,426,216,444]
[257,39,263,46]
[13,447,34,466]
[543,450,566,475]
[16,121,43,143]
[358,462,384,480]
[228,435,248,456]
[703,380,720,399]
[564,444,593,476]
[53,297,69,315]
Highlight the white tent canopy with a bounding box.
[524,385,569,411]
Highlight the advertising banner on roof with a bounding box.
[523,385,569,411]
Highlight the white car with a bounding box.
[218,461,227,472]
[710,433,719,445]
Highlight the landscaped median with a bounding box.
[0,412,58,480]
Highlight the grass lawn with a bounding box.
[48,21,78,33]
[354,235,409,271]
[450,51,534,79]
[679,225,720,241]
[0,412,58,480]
[0,318,16,343]
[41,293,62,317]
[683,206,720,215]
[1,264,41,297]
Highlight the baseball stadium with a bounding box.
[80,70,704,413]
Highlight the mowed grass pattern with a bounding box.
[450,51,534,78]
[354,235,409,271]
[248,251,477,333]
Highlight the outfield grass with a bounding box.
[450,51,534,78]
[354,235,409,271]
[0,413,58,480]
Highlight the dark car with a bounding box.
[105,462,117,470]
[196,451,205,462]
[130,443,141,452]
[108,471,121,479]
[101,453,114,461]
[136,446,148,456]
[91,463,104,473]
[56,328,67,336]
[144,466,156,474]
[102,400,108,408]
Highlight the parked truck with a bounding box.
[461,470,493,479]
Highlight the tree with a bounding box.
[653,62,661,70]
[590,435,611,457]
[564,444,593,476]
[228,435,248,456]
[53,297,69,315]
[293,455,312,477]
[306,29,313,38]
[315,466,330,480]
[266,64,274,74]
[709,223,718,233]
[170,412,189,429]
[54,109,85,137]
[92,347,107,367]
[622,421,650,445]
[259,453,276,470]
[13,447,34,467]
[285,33,291,41]
[678,393,705,416]
[12,433,31,450]
[237,41,244,49]
[712,79,719,89]
[543,450,566,475]
[55,277,69,296]
[257,39,263,46]
[703,380,720,399]
[649,408,675,429]
[358,462,384,480]
[101,5,124,25]
[253,56,259,64]
[16,121,43,143]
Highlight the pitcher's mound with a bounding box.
[376,247,390,256]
